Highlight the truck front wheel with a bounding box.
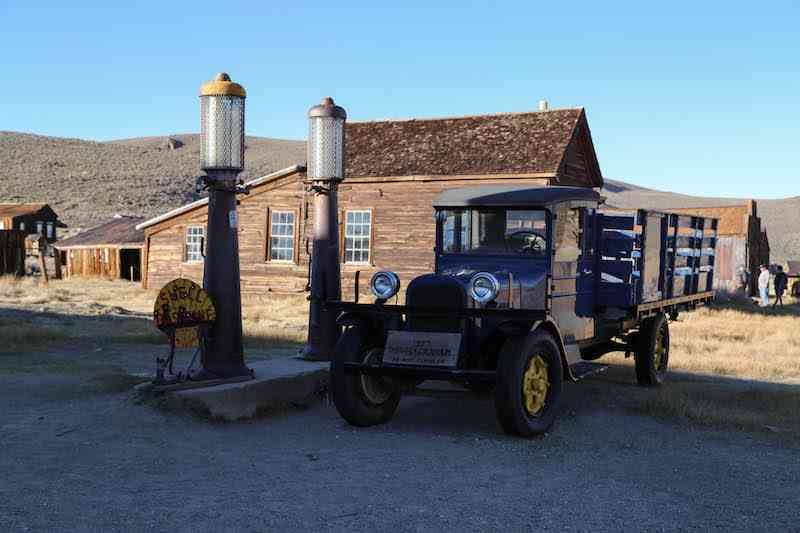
[331,325,401,427]
[635,313,670,386]
[494,331,563,437]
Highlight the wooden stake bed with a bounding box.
[634,290,715,317]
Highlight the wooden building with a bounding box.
[668,201,769,295]
[0,204,66,253]
[137,108,604,298]
[56,216,145,281]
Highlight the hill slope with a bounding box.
[0,131,796,263]
[0,132,305,232]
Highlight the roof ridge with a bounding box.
[348,107,584,125]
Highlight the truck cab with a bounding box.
[330,185,716,437]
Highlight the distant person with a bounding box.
[773,265,788,307]
[758,264,770,307]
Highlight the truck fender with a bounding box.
[529,320,576,381]
[336,311,385,347]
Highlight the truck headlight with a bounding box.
[469,272,500,304]
[370,271,400,300]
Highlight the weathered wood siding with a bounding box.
[0,230,25,275]
[64,247,121,279]
[142,172,553,301]
[145,174,309,292]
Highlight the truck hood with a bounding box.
[436,255,548,309]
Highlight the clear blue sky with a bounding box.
[1,1,797,198]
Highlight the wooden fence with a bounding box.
[0,230,26,276]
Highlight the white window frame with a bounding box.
[268,210,296,263]
[18,221,24,231]
[343,209,372,265]
[185,225,205,263]
[36,221,43,235]
[46,222,54,239]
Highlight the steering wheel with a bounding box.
[504,230,547,255]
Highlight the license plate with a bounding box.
[383,330,461,367]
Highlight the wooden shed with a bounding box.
[137,107,604,299]
[668,201,768,295]
[0,203,66,253]
[56,216,145,281]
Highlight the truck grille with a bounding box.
[405,274,466,332]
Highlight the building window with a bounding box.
[269,210,296,262]
[344,210,372,264]
[19,221,24,231]
[185,226,205,263]
[46,222,54,239]
[36,221,43,235]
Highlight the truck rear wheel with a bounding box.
[495,331,563,437]
[331,325,401,427]
[635,313,669,386]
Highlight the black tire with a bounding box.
[331,325,400,427]
[635,313,669,386]
[494,331,563,437]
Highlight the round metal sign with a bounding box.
[154,278,216,348]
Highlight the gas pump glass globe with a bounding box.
[307,97,346,181]
[200,73,246,171]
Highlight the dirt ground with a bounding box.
[1,342,798,532]
[1,279,799,530]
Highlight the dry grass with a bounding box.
[605,296,800,382]
[0,276,308,353]
[595,297,800,442]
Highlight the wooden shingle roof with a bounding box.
[0,203,48,217]
[345,108,602,185]
[57,216,145,248]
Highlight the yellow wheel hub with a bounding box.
[522,354,549,416]
[654,326,667,369]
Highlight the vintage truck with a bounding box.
[329,185,717,436]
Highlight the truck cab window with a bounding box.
[440,208,546,256]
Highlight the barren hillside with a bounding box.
[0,131,796,263]
[0,132,305,233]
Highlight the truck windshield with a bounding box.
[439,208,548,256]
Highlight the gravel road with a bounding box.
[1,356,798,532]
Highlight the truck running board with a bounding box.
[568,362,609,381]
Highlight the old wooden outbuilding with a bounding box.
[0,203,66,254]
[137,108,604,298]
[56,216,145,281]
[669,201,769,295]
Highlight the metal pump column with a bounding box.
[197,73,250,378]
[302,97,347,361]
